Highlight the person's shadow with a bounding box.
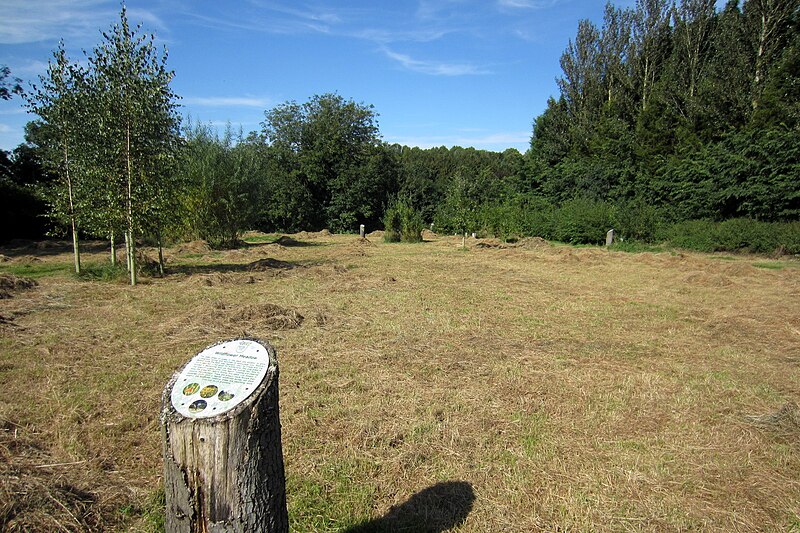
[345,481,475,532]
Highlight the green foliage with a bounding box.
[665,219,800,254]
[608,241,666,253]
[527,0,800,229]
[262,93,390,233]
[383,199,423,243]
[552,197,616,245]
[177,123,264,248]
[434,171,480,235]
[614,199,664,242]
[383,203,401,242]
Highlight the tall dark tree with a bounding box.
[632,0,672,113]
[262,93,386,232]
[744,0,799,111]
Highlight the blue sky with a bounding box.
[0,0,692,153]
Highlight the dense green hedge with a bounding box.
[665,219,800,254]
[438,195,799,255]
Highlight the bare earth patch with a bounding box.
[0,233,799,531]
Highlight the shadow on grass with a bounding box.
[0,239,110,258]
[167,257,335,277]
[345,481,475,533]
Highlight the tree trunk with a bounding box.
[126,122,137,286]
[157,227,165,277]
[124,231,131,272]
[110,229,117,267]
[161,339,288,533]
[64,144,81,275]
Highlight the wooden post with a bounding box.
[606,229,615,246]
[359,224,365,238]
[161,338,288,533]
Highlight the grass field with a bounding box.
[1,231,799,532]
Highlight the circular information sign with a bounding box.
[170,339,271,419]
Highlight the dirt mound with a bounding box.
[516,237,551,250]
[173,240,211,254]
[0,274,38,299]
[231,303,304,329]
[293,229,332,239]
[35,240,69,250]
[367,230,385,240]
[355,237,376,247]
[421,229,438,240]
[12,255,41,263]
[475,239,512,249]
[341,238,376,257]
[247,258,297,272]
[134,250,161,276]
[274,235,303,246]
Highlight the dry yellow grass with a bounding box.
[1,234,799,531]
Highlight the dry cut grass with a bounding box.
[0,233,799,532]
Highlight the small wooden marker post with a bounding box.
[161,338,288,533]
[359,224,365,238]
[606,229,615,246]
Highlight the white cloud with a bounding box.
[386,131,530,150]
[0,1,164,45]
[382,48,489,76]
[356,27,450,44]
[183,96,273,108]
[497,0,562,9]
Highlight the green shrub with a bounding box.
[666,220,720,252]
[666,219,799,254]
[519,197,557,240]
[383,200,423,243]
[777,222,800,254]
[615,201,664,242]
[553,197,616,245]
[383,205,402,243]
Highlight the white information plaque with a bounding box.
[171,339,271,419]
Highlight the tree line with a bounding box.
[1,0,798,276]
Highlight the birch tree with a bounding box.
[89,6,180,285]
[25,43,88,274]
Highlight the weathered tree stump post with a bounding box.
[606,229,615,246]
[160,338,288,533]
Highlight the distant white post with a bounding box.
[359,224,365,238]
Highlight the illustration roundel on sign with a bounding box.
[170,339,271,419]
